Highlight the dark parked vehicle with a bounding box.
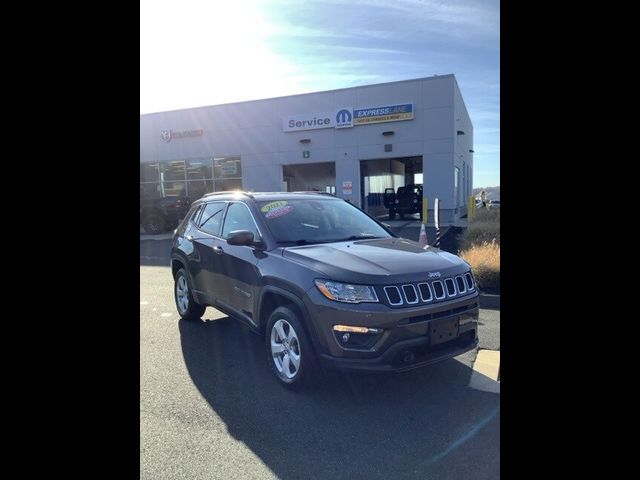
[171,191,479,388]
[383,184,423,220]
[140,195,191,234]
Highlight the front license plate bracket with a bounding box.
[429,317,460,345]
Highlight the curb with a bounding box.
[479,292,500,310]
[468,349,500,394]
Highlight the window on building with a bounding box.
[141,156,241,201]
[140,163,161,200]
[186,158,214,201]
[454,167,460,208]
[214,156,243,192]
[462,162,467,203]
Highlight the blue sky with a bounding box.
[141,0,499,187]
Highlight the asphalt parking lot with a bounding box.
[140,263,500,480]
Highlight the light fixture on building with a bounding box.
[469,149,474,153]
[299,138,311,144]
[457,130,465,136]
[382,131,394,136]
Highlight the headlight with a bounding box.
[314,280,379,303]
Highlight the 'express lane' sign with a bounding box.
[354,103,413,125]
[282,103,413,132]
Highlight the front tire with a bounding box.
[389,209,396,220]
[266,306,317,389]
[174,268,206,321]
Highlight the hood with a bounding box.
[282,237,469,284]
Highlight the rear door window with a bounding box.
[197,202,226,236]
[189,204,203,224]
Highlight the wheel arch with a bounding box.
[171,255,206,307]
[258,287,321,352]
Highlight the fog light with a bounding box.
[333,325,383,350]
[333,325,381,334]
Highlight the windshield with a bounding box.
[256,198,391,245]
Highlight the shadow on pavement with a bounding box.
[179,316,500,480]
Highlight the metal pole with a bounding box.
[434,197,440,248]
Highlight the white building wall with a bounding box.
[453,77,474,217]
[140,75,470,223]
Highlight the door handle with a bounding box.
[186,235,194,241]
[213,246,224,255]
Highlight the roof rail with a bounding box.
[290,191,337,197]
[202,190,255,199]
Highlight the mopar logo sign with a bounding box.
[335,108,353,129]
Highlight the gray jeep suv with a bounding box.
[171,191,479,388]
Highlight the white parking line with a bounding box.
[140,301,148,305]
[160,313,171,317]
[468,349,500,394]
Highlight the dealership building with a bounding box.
[140,74,473,223]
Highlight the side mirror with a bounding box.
[226,230,255,246]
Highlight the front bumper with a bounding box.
[303,288,479,373]
[320,335,478,373]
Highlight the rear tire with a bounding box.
[174,268,206,321]
[143,212,166,234]
[266,306,317,390]
[389,210,396,220]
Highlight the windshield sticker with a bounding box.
[265,205,294,219]
[261,201,288,213]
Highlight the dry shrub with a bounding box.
[459,208,500,251]
[460,240,500,291]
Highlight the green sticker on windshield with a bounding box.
[261,201,288,213]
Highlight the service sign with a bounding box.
[283,103,413,132]
[283,112,334,132]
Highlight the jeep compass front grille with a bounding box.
[464,272,474,290]
[402,285,419,304]
[383,273,476,307]
[417,282,432,302]
[432,281,445,300]
[384,286,403,306]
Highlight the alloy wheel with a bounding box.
[270,319,301,379]
[176,275,189,314]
